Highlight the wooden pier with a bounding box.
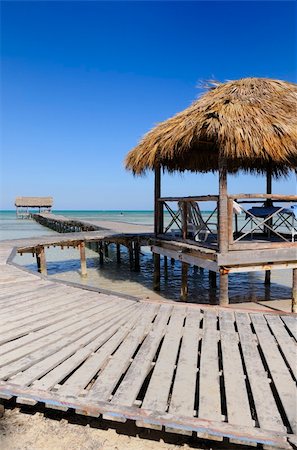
[0,233,296,449]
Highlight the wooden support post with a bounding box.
[129,243,134,271]
[209,270,217,288]
[218,157,228,253]
[116,243,121,264]
[218,158,229,305]
[153,253,161,291]
[292,268,297,313]
[134,241,140,272]
[180,262,188,301]
[36,246,47,275]
[164,256,168,279]
[104,242,109,257]
[154,165,162,235]
[193,265,198,275]
[199,267,204,275]
[171,258,175,266]
[99,242,104,264]
[79,241,87,277]
[182,201,188,240]
[265,165,272,279]
[219,270,229,306]
[265,270,271,286]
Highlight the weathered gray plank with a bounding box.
[251,313,297,433]
[198,310,222,440]
[265,314,297,379]
[236,312,286,433]
[166,308,200,435]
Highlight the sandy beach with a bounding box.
[1,408,213,450]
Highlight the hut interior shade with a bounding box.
[125,77,297,176]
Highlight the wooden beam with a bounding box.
[182,202,188,240]
[228,194,297,201]
[180,262,188,301]
[151,245,218,272]
[219,270,229,305]
[116,243,121,264]
[154,165,161,235]
[292,268,297,313]
[36,246,47,275]
[153,253,161,291]
[218,157,228,254]
[265,165,272,281]
[79,242,87,277]
[159,195,219,202]
[209,270,217,288]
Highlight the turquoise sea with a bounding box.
[0,210,292,306]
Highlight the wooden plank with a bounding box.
[0,287,83,322]
[0,296,112,358]
[84,304,158,403]
[219,311,254,428]
[12,304,137,387]
[0,290,101,334]
[235,312,286,433]
[198,310,222,440]
[166,308,200,435]
[281,315,297,341]
[108,304,173,415]
[0,292,113,346]
[251,313,297,434]
[33,306,142,392]
[0,299,121,370]
[0,300,127,381]
[265,314,297,379]
[218,248,297,266]
[152,246,218,271]
[138,306,186,429]
[56,305,147,400]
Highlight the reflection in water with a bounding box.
[14,244,292,305]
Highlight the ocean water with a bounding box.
[1,210,292,305]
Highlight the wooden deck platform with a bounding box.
[0,237,296,449]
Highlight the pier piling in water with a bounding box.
[79,242,87,277]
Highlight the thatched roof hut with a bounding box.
[125,78,297,176]
[15,197,53,207]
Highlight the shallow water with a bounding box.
[1,210,292,305]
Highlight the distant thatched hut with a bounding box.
[125,78,297,309]
[15,197,53,218]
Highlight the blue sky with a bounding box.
[1,1,296,210]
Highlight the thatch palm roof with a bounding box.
[15,197,53,207]
[125,78,297,176]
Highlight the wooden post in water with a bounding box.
[128,242,134,271]
[153,253,161,291]
[180,262,188,301]
[134,241,140,272]
[209,270,217,288]
[116,243,121,264]
[104,242,109,257]
[218,157,229,305]
[292,268,297,313]
[164,256,168,279]
[36,246,47,275]
[153,165,161,290]
[265,166,272,285]
[99,242,104,265]
[79,241,87,277]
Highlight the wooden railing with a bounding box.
[156,194,297,252]
[227,194,297,250]
[157,196,219,248]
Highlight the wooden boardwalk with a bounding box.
[0,238,296,449]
